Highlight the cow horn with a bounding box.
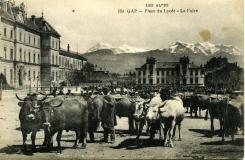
[15,94,25,101]
[51,101,63,108]
[107,91,111,95]
[158,101,167,109]
[38,95,48,101]
[104,99,109,103]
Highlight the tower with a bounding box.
[179,56,190,85]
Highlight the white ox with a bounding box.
[133,94,163,143]
[146,96,185,147]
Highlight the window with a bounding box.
[19,32,22,41]
[56,41,58,49]
[195,78,198,84]
[33,71,36,80]
[190,70,193,76]
[143,78,146,84]
[149,79,153,85]
[38,38,40,47]
[59,57,61,65]
[3,28,7,37]
[149,69,153,75]
[138,79,141,84]
[19,48,22,61]
[33,52,36,63]
[28,35,31,44]
[190,78,193,84]
[10,30,13,39]
[28,52,31,62]
[52,71,55,80]
[38,54,40,63]
[52,40,54,48]
[4,47,7,59]
[24,51,26,62]
[161,78,165,84]
[10,48,13,60]
[33,37,36,46]
[166,70,169,76]
[59,71,61,79]
[24,33,26,43]
[138,71,141,76]
[3,68,6,78]
[52,54,54,64]
[56,72,58,80]
[28,70,31,80]
[195,70,198,75]
[157,70,159,76]
[10,69,13,82]
[143,70,146,76]
[56,56,58,65]
[157,78,159,84]
[171,70,174,75]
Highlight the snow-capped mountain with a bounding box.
[87,42,114,52]
[87,42,148,54]
[168,41,242,56]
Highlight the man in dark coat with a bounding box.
[101,88,117,143]
[159,87,171,101]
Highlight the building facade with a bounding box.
[136,57,205,87]
[0,0,87,90]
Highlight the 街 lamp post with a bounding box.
[29,77,31,93]
[0,79,2,101]
[36,76,39,92]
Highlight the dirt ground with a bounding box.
[0,97,243,160]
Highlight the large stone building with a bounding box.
[0,0,87,90]
[136,57,205,87]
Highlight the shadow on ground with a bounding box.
[0,144,75,155]
[189,129,222,138]
[111,138,165,150]
[200,138,244,146]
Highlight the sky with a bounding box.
[15,0,244,53]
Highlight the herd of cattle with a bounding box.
[15,88,244,153]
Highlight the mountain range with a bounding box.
[87,42,148,54]
[83,41,243,74]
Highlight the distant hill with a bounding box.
[83,42,243,74]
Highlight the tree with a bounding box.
[204,57,243,91]
[0,73,11,90]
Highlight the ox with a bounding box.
[222,95,244,142]
[190,94,209,118]
[115,97,138,133]
[132,98,150,143]
[146,96,185,147]
[88,95,117,143]
[134,94,163,144]
[16,93,47,151]
[206,95,228,137]
[42,97,88,153]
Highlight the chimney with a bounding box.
[31,15,35,23]
[67,44,70,53]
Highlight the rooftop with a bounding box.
[59,49,87,61]
[0,0,60,36]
